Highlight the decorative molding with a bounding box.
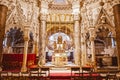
[94,7,114,27]
[47,13,73,22]
[40,14,47,21]
[74,14,80,21]
[49,4,72,10]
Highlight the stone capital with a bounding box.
[112,2,120,7]
[0,4,8,8]
[81,42,85,45]
[24,26,30,41]
[90,37,95,41]
[89,28,96,38]
[33,41,37,45]
[40,14,47,21]
[73,14,80,21]
[71,0,80,6]
[24,37,29,41]
[0,1,10,7]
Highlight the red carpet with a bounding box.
[2,70,101,80]
[49,73,100,80]
[50,73,71,80]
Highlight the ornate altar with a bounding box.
[52,53,67,66]
[52,35,68,66]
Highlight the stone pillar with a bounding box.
[90,37,95,62]
[38,22,42,66]
[81,34,87,66]
[32,41,36,53]
[32,41,38,56]
[113,4,120,69]
[40,14,47,65]
[35,41,39,56]
[21,27,30,72]
[89,28,97,70]
[0,5,8,71]
[74,14,81,65]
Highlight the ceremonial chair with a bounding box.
[40,67,50,77]
[0,71,9,80]
[11,71,20,80]
[106,70,118,80]
[29,67,41,80]
[21,71,29,80]
[71,67,80,80]
[81,66,93,80]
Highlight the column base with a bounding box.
[75,61,80,66]
[21,66,27,72]
[42,59,46,65]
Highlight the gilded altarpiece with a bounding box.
[46,22,73,66]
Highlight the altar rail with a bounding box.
[2,54,36,70]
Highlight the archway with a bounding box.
[95,26,117,67]
[46,32,74,66]
[3,27,34,53]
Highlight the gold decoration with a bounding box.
[58,36,62,44]
[54,41,57,49]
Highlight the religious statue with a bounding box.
[63,41,66,49]
[54,41,57,49]
[58,36,62,44]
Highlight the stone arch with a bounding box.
[5,24,24,33]
[94,23,116,55]
[94,24,116,37]
[4,27,34,53]
[3,27,24,53]
[4,27,24,47]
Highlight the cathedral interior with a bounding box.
[0,0,120,80]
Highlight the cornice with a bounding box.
[48,4,72,10]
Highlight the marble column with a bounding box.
[90,37,95,62]
[81,35,87,66]
[113,4,120,69]
[32,41,38,56]
[32,41,36,53]
[40,14,47,65]
[21,27,30,72]
[35,41,39,56]
[74,14,81,65]
[0,5,8,71]
[90,37,97,70]
[89,28,96,70]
